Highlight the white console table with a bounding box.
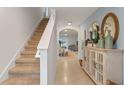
[82,47,123,85]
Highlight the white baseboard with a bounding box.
[0,18,43,83]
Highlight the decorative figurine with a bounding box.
[104,23,113,49]
[98,32,105,48]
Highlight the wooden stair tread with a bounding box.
[16,58,39,65]
[26,44,37,47]
[29,39,40,42]
[21,50,36,55]
[28,40,39,43]
[31,35,41,38]
[33,33,42,36]
[25,45,37,49]
[9,65,40,74]
[2,77,40,85]
[21,50,36,57]
[33,31,42,34]
[28,39,40,42]
[31,37,41,40]
[28,42,39,46]
[16,57,39,63]
[31,36,41,38]
[16,57,40,65]
[27,44,38,47]
[28,42,38,45]
[24,47,37,51]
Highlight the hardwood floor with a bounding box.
[55,51,95,85]
[2,18,49,85]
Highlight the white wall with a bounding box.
[47,23,57,84]
[0,7,43,81]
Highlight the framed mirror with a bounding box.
[101,12,119,44]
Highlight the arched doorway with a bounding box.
[58,29,78,59]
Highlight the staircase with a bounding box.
[2,18,49,85]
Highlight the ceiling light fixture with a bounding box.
[64,29,67,32]
[67,21,72,26]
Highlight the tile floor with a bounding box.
[55,51,95,85]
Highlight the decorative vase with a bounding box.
[91,30,99,43]
[98,34,105,48]
[105,30,113,49]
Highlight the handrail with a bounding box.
[35,8,56,85]
[37,8,56,50]
[35,8,56,58]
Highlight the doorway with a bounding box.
[58,29,78,59]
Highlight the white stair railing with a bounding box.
[35,8,57,85]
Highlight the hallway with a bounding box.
[55,51,95,85]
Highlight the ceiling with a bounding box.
[55,7,98,27]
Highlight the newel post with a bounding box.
[39,49,48,85]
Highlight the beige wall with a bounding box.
[0,8,43,77]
